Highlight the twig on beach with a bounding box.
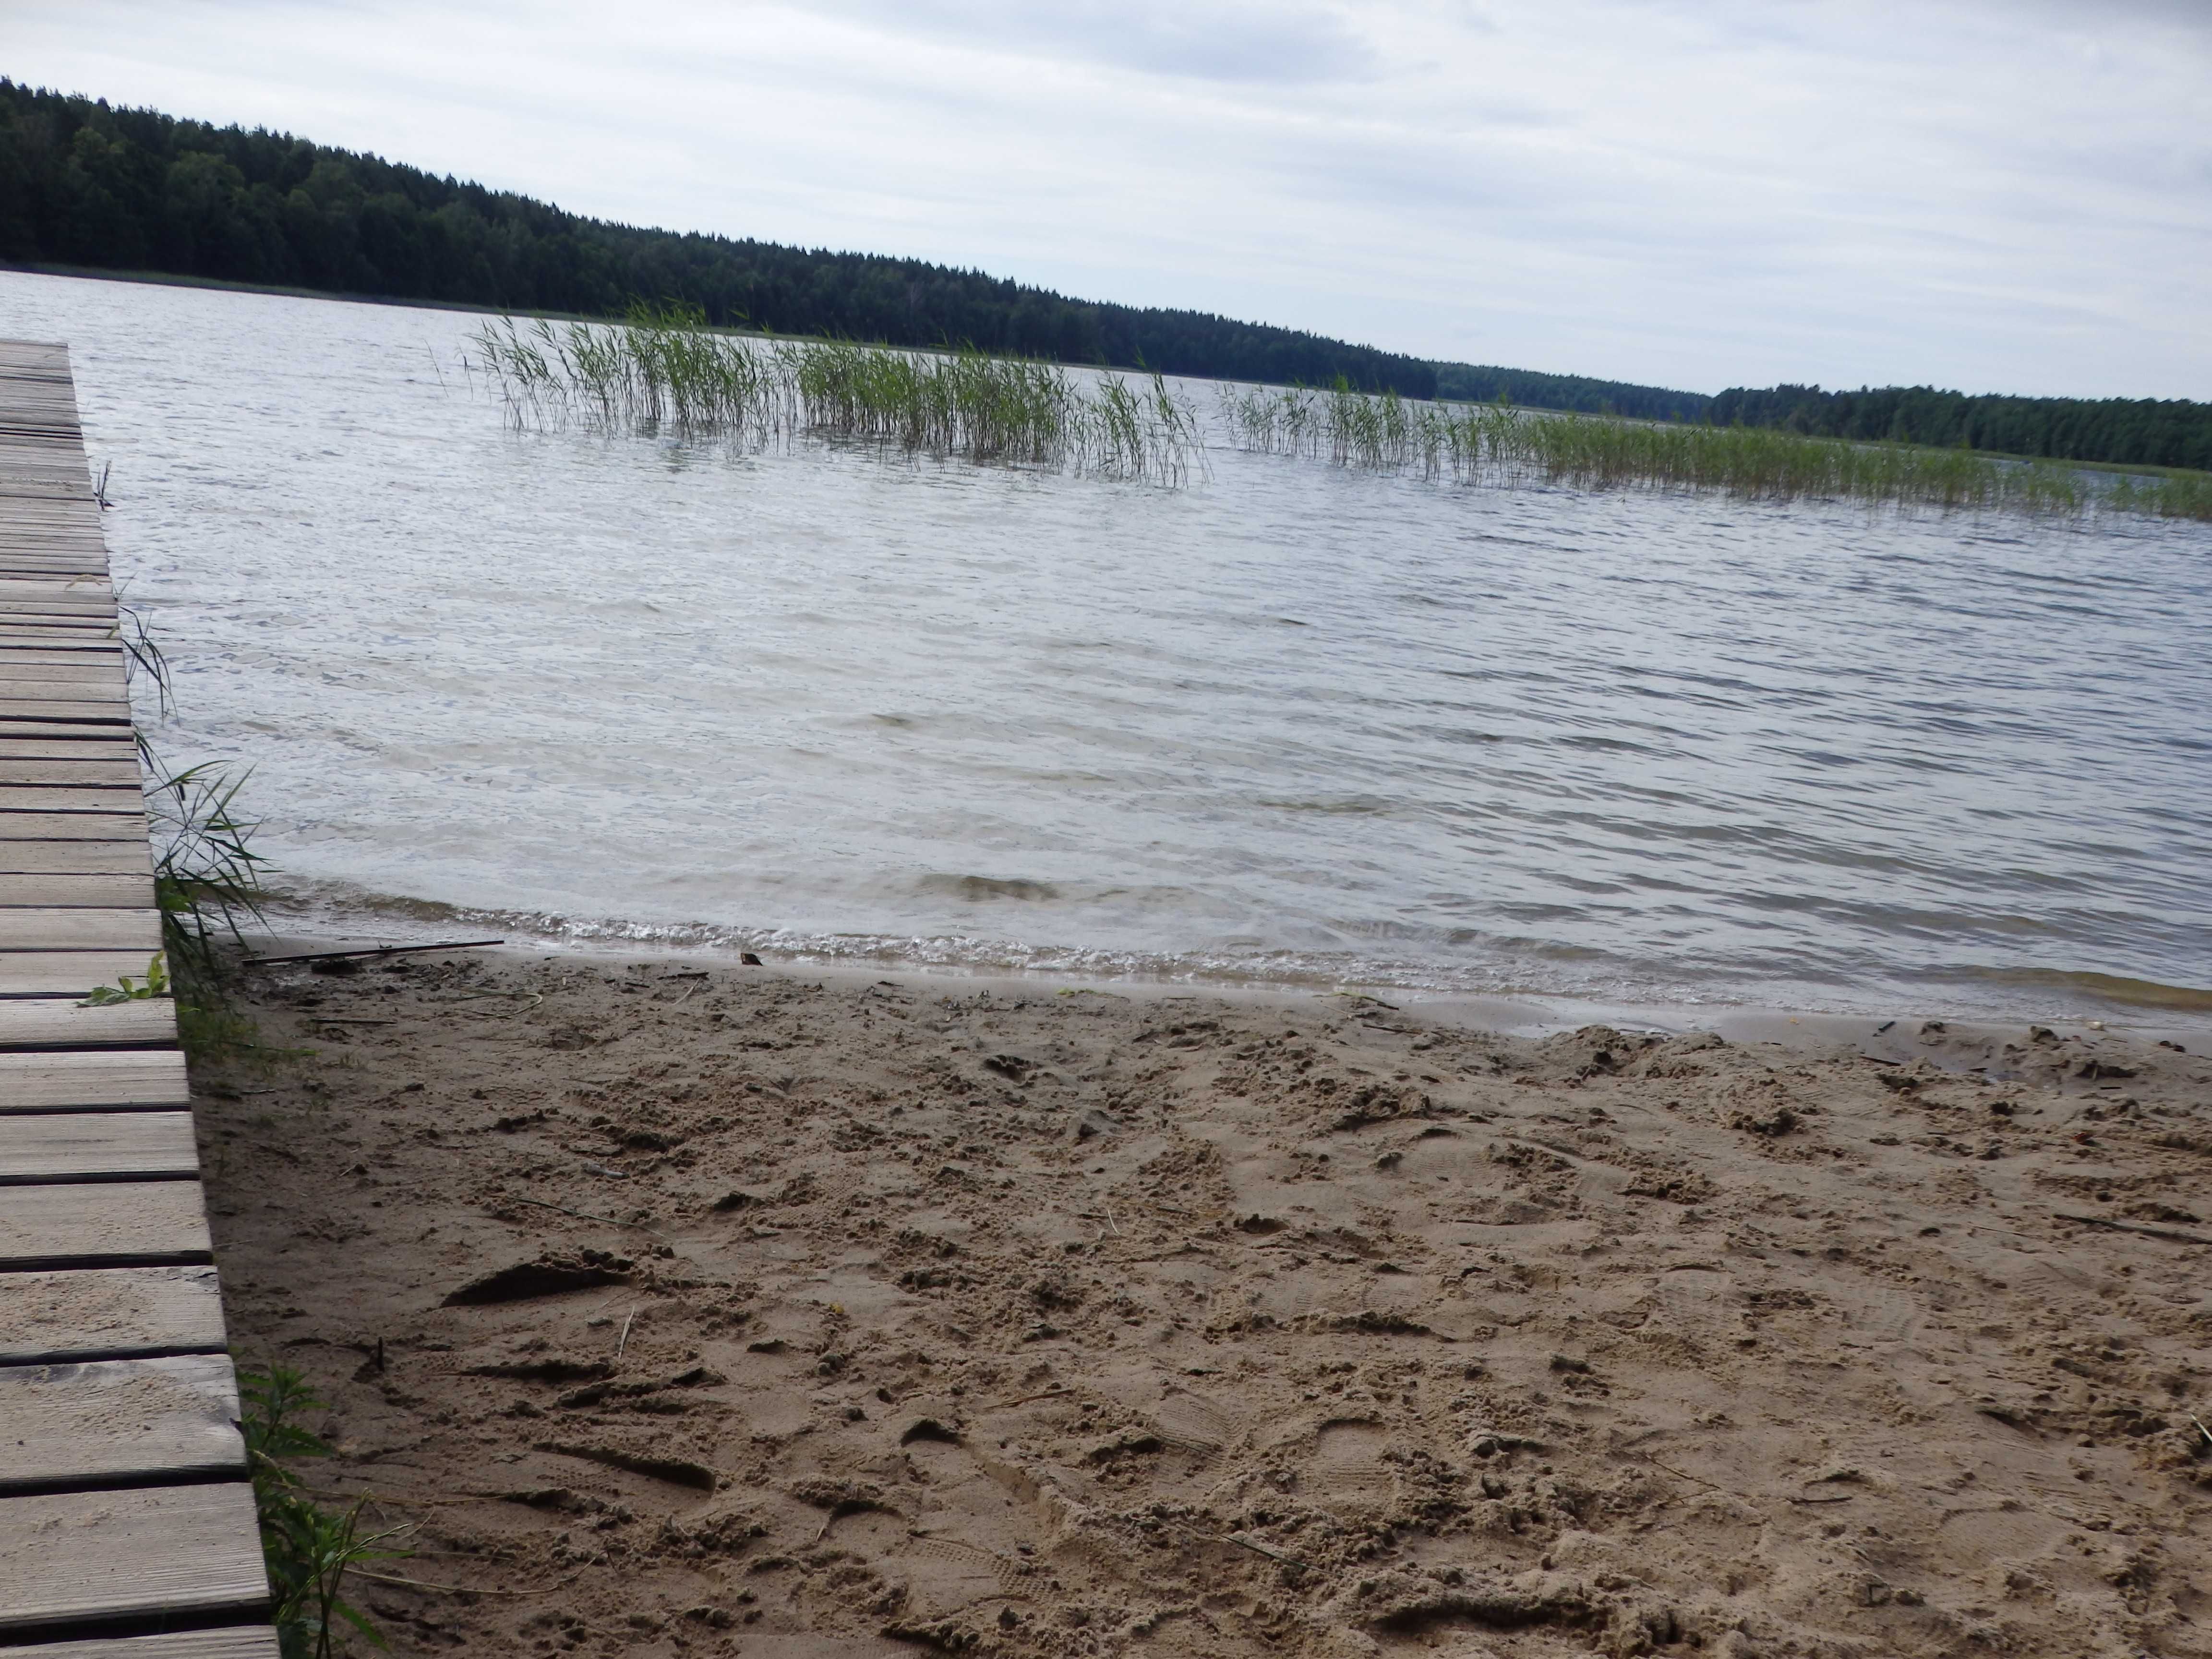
[615,1307,637,1361]
[991,1386,1073,1410]
[2191,1415,2212,1450]
[356,1569,578,1598]
[243,939,506,968]
[2054,1212,2212,1247]
[500,1195,656,1232]
[1644,1456,1756,1502]
[1220,1532,1312,1571]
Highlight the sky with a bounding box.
[6,0,2211,399]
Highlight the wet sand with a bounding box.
[194,948,2212,1658]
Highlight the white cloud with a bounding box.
[5,0,2208,397]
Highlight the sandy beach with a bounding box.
[192,947,2212,1658]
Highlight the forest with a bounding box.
[1433,362,1709,423]
[1710,382,2212,473]
[0,79,1436,396]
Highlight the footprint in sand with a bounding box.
[1310,1419,1395,1512]
[1155,1388,1243,1459]
[896,1536,1031,1621]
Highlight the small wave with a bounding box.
[1960,966,2212,1012]
[913,874,1062,902]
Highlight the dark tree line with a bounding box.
[1434,362,1710,423]
[1711,383,2212,472]
[0,80,1435,396]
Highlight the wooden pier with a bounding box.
[0,342,275,1655]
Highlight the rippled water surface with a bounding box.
[8,271,2209,1017]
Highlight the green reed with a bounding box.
[1220,381,2210,522]
[472,312,2206,519]
[468,310,1203,484]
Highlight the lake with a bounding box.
[6,269,2207,1020]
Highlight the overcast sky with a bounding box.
[8,0,2210,398]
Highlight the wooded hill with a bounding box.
[0,79,1435,396]
[1708,383,2212,473]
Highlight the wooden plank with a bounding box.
[0,1357,240,1491]
[0,1265,227,1365]
[0,1050,189,1112]
[0,1112,198,1183]
[0,639,120,658]
[0,1182,209,1269]
[0,651,128,670]
[0,952,166,997]
[0,843,155,877]
[0,724,136,742]
[0,998,176,1050]
[0,610,120,626]
[0,708,134,726]
[0,762,144,786]
[0,874,157,907]
[0,908,162,950]
[0,559,110,576]
[0,788,144,812]
[0,1482,267,1631]
[0,667,130,690]
[0,738,140,761]
[0,909,161,950]
[0,661,129,682]
[0,683,132,706]
[0,1629,280,1659]
[0,812,149,839]
[0,603,116,618]
[0,592,115,607]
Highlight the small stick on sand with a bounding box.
[1220,1532,1311,1571]
[616,1307,637,1361]
[2191,1415,2212,1450]
[356,1570,578,1598]
[501,1195,655,1232]
[2054,1212,2212,1247]
[244,939,506,967]
[1645,1456,1757,1503]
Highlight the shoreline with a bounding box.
[192,942,2212,1656]
[245,915,2212,1058]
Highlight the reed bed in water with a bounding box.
[469,305,1204,484]
[1219,381,2212,521]
[468,309,2204,518]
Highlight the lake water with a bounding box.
[6,269,2208,1021]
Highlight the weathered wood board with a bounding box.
[0,740,141,764]
[0,950,166,996]
[0,1180,211,1270]
[0,1482,268,1631]
[0,1628,283,1659]
[0,1049,191,1112]
[0,1112,200,1183]
[0,811,147,839]
[0,1265,228,1365]
[0,997,176,1050]
[0,761,144,785]
[0,907,162,950]
[0,1356,243,1492]
[0,873,157,908]
[0,787,145,812]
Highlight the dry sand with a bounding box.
[193,949,2212,1658]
